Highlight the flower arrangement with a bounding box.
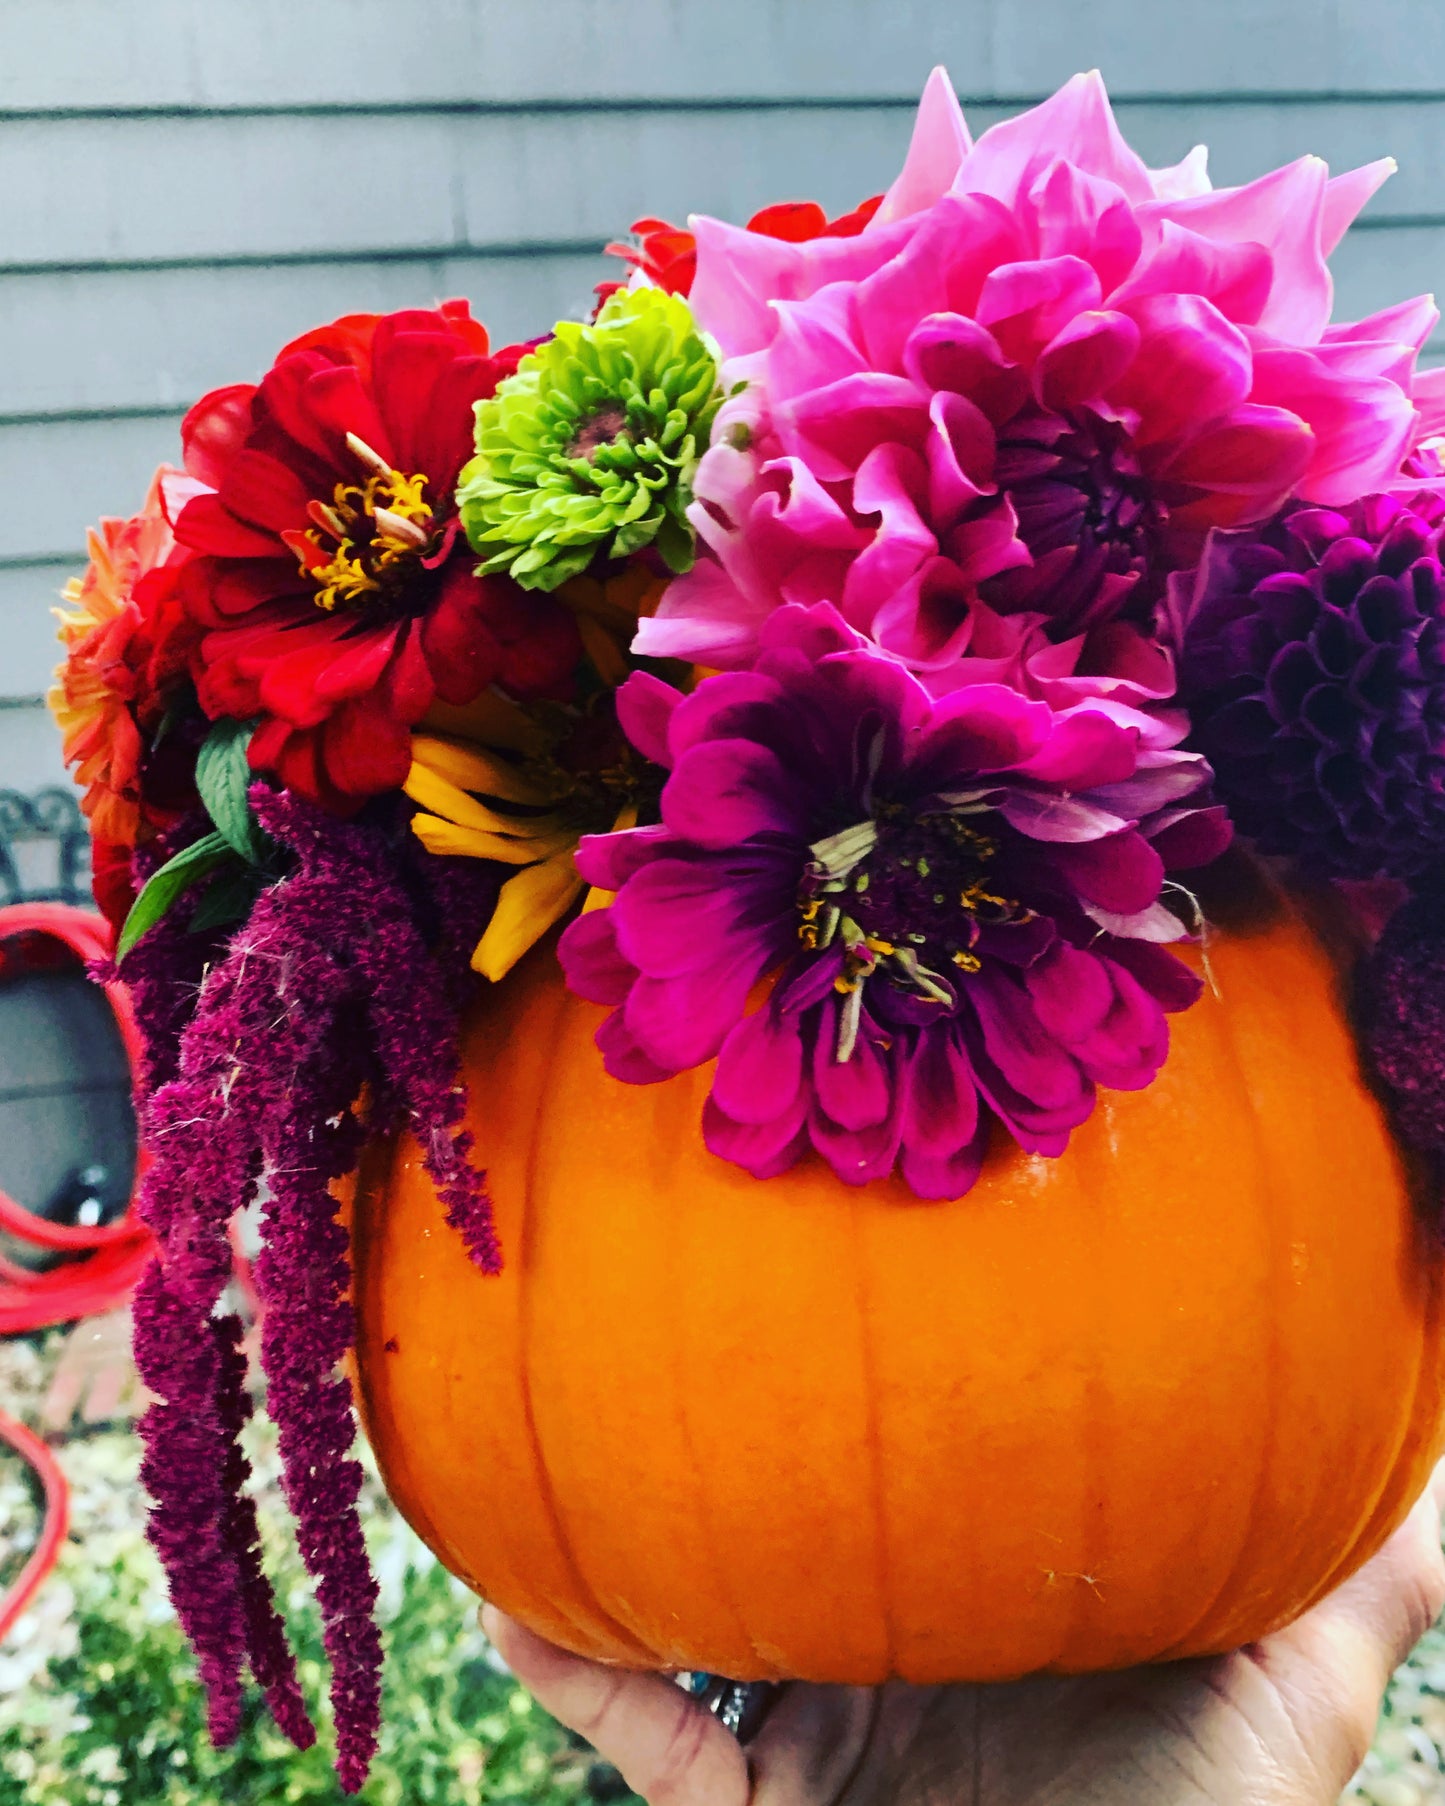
[48,67,1445,1788]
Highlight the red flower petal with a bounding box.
[321,699,412,798]
[175,493,282,560]
[372,329,479,485]
[277,312,380,380]
[217,449,315,536]
[182,384,257,488]
[413,564,500,701]
[377,617,438,722]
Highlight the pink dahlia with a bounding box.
[636,69,1436,696]
[560,605,1230,1198]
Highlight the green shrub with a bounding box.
[0,1429,600,1806]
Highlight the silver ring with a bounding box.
[678,1673,778,1741]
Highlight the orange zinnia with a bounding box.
[50,467,204,848]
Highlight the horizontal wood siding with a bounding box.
[3,0,1444,786]
[3,0,1443,108]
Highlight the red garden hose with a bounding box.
[0,902,154,1336]
[0,1408,70,1643]
[0,903,145,1641]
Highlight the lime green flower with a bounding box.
[457,287,724,592]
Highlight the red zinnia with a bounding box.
[174,302,580,811]
[604,195,884,298]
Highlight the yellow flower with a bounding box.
[407,565,670,980]
[406,699,636,982]
[552,564,667,687]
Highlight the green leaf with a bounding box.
[116,831,232,962]
[186,868,263,938]
[654,508,697,575]
[195,719,268,863]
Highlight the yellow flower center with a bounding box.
[300,433,435,612]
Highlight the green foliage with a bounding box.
[194,719,270,865]
[0,1525,594,1806]
[116,831,234,961]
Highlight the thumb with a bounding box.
[481,1606,752,1806]
[1252,1462,1445,1792]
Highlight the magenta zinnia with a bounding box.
[561,605,1230,1198]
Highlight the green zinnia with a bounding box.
[456,286,725,592]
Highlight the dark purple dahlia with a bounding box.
[1173,491,1445,881]
[1361,880,1445,1167]
[560,604,1230,1200]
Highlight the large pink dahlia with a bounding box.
[636,70,1436,695]
[561,605,1230,1199]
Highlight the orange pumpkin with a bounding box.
[351,867,1445,1681]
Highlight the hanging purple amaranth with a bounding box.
[253,1007,380,1792]
[125,786,501,1792]
[252,787,502,1273]
[214,1313,315,1747]
[129,886,341,1751]
[98,821,225,1102]
[132,1277,253,1745]
[1361,878,1445,1183]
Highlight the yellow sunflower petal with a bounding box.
[474,852,584,981]
[556,572,642,634]
[576,614,631,688]
[410,812,574,866]
[409,733,550,805]
[404,761,564,840]
[420,688,549,755]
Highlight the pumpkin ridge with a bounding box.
[1286,1226,1445,1623]
[1047,1088,1119,1674]
[1279,928,1445,1615]
[349,1139,451,1565]
[1265,932,1445,1627]
[1152,929,1297,1658]
[512,984,658,1665]
[847,1189,898,1678]
[661,1080,769,1671]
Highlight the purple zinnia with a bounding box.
[560,604,1230,1199]
[1172,490,1445,881]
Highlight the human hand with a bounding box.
[482,1463,1445,1806]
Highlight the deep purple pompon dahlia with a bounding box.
[1173,491,1445,882]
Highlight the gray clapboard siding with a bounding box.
[3,97,1442,275]
[1,414,229,567]
[4,0,1445,745]
[1,97,1440,422]
[1333,224,1445,336]
[0,704,67,789]
[0,564,71,705]
[0,253,611,418]
[2,0,1443,110]
[6,219,1440,571]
